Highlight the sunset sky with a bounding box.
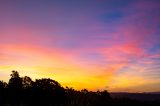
[0,0,160,92]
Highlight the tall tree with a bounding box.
[8,70,22,90]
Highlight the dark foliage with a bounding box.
[0,70,159,106]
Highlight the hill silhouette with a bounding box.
[0,70,159,106]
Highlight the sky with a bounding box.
[0,0,160,92]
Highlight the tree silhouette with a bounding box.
[0,80,7,91]
[0,70,159,106]
[22,76,33,89]
[7,70,23,103]
[0,80,7,103]
[8,70,22,90]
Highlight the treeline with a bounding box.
[0,70,159,106]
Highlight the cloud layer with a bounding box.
[0,0,160,92]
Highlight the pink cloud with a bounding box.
[0,24,59,47]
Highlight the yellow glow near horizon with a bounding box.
[0,44,160,92]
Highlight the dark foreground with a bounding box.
[0,71,160,106]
